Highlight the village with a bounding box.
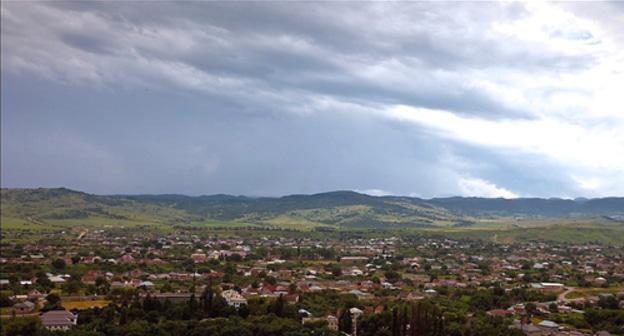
[1,227,623,335]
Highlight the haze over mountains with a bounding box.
[2,188,623,230]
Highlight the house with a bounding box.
[349,289,372,299]
[81,270,102,285]
[48,275,66,284]
[117,254,135,264]
[424,289,438,296]
[28,289,44,300]
[349,268,364,276]
[594,277,607,286]
[398,291,424,301]
[40,310,78,330]
[221,289,247,308]
[138,281,155,289]
[535,282,564,292]
[538,320,559,329]
[487,309,512,317]
[190,253,207,264]
[13,301,36,314]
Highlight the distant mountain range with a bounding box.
[1,188,623,230]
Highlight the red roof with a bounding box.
[487,309,511,316]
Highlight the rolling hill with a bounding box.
[1,188,623,233]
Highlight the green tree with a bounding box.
[525,302,537,317]
[52,258,66,270]
[46,293,61,305]
[385,270,401,283]
[0,293,14,307]
[160,281,173,293]
[272,294,285,317]
[62,280,82,295]
[3,317,42,336]
[339,308,353,334]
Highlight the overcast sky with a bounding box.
[2,2,623,198]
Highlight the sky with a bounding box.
[2,2,624,198]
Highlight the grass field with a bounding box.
[565,287,624,299]
[46,217,171,230]
[62,300,111,310]
[261,214,332,231]
[0,216,55,231]
[188,219,258,229]
[0,307,14,315]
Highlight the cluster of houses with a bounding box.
[1,231,623,334]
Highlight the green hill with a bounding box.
[0,188,463,231]
[1,188,623,243]
[0,188,193,232]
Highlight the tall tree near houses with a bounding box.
[392,307,399,336]
[201,279,214,315]
[188,293,198,312]
[409,302,445,336]
[339,308,353,334]
[273,293,285,317]
[401,306,408,336]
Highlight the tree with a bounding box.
[265,276,277,286]
[85,284,97,295]
[201,285,215,315]
[238,304,250,318]
[3,317,42,336]
[385,270,401,283]
[0,293,14,307]
[598,295,619,309]
[35,272,52,290]
[272,294,285,317]
[330,264,342,277]
[62,280,81,295]
[160,281,173,293]
[188,293,198,312]
[52,258,66,270]
[46,293,61,305]
[392,308,399,336]
[525,302,536,318]
[409,301,444,336]
[549,302,558,313]
[339,308,353,334]
[95,276,110,295]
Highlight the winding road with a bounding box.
[557,287,577,303]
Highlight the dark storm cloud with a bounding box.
[2,1,623,197]
[5,1,595,117]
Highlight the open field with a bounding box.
[62,300,111,310]
[565,287,624,300]
[188,219,258,229]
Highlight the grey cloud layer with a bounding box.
[1,2,622,197]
